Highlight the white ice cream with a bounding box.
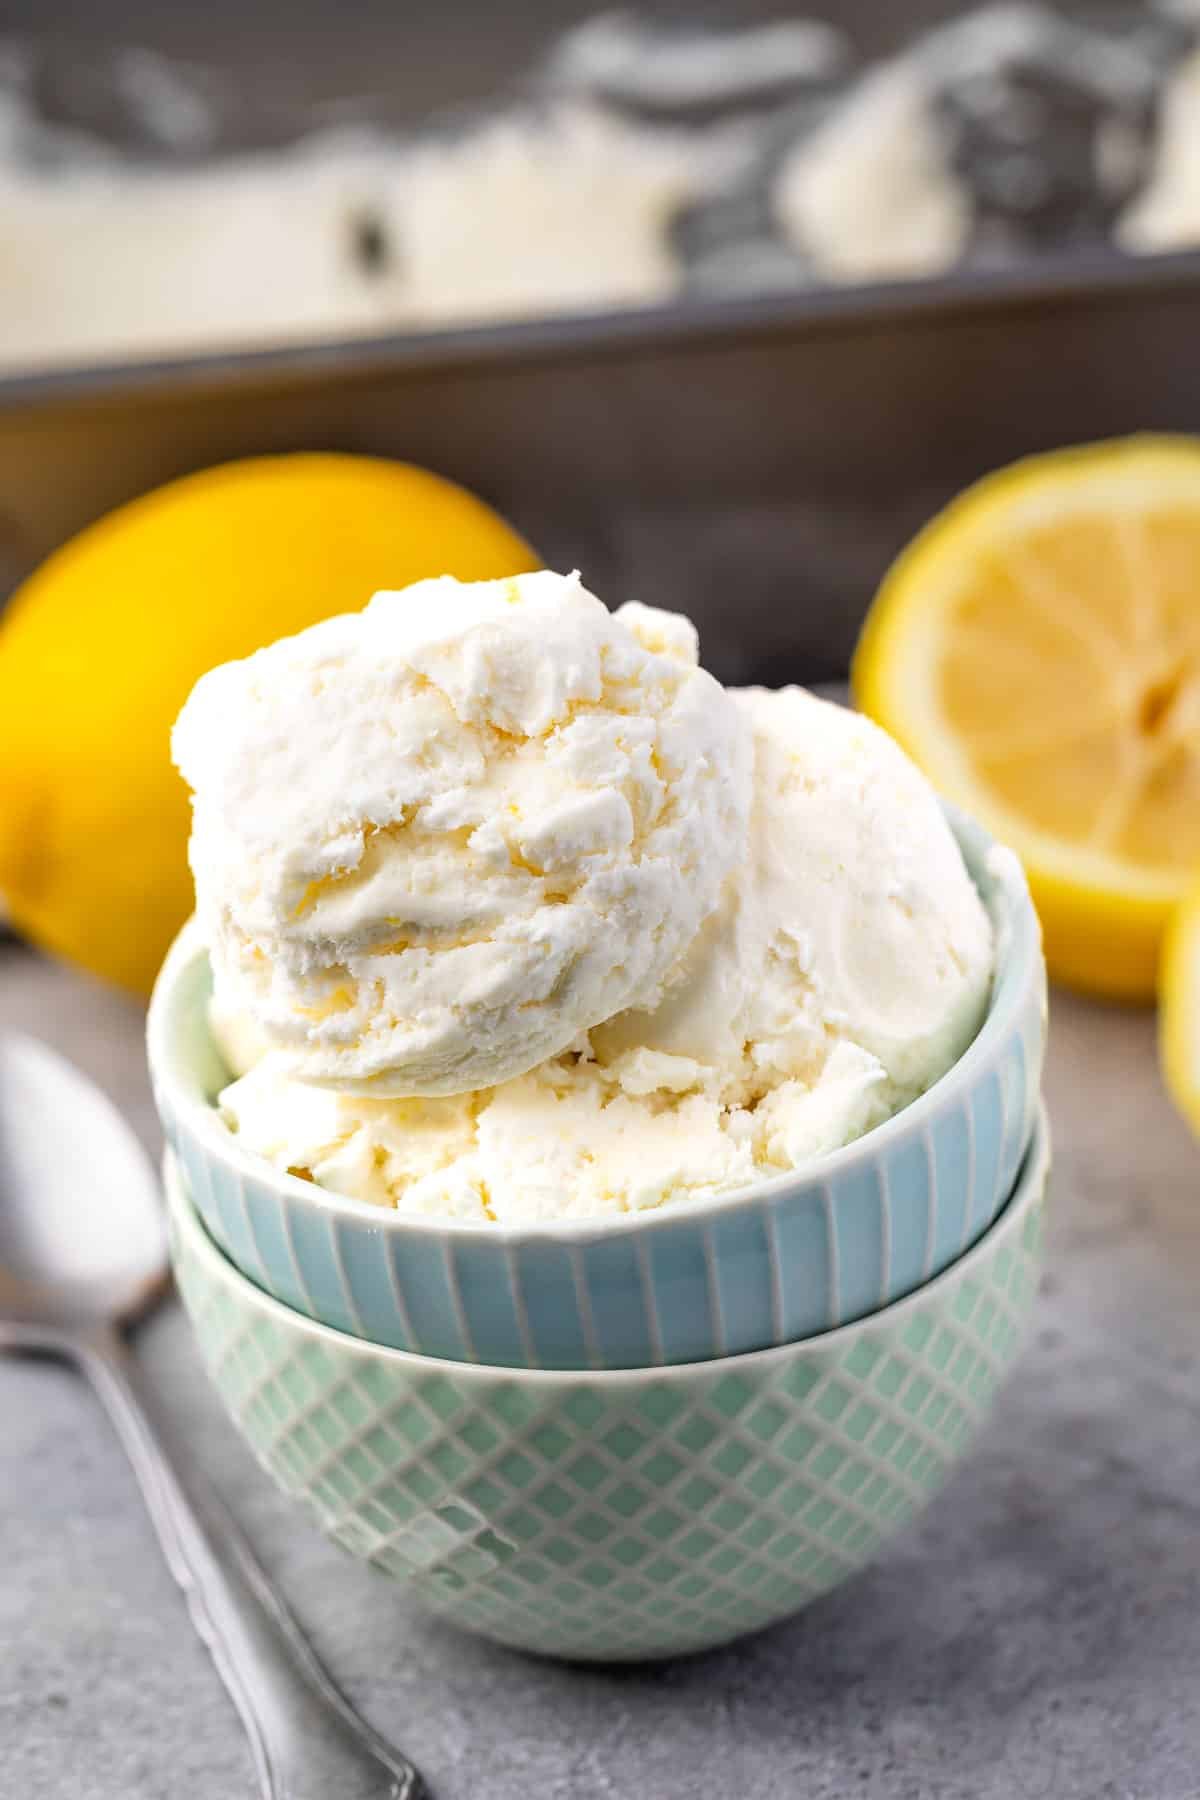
[382,105,703,327]
[0,137,409,373]
[772,62,970,284]
[1117,48,1200,254]
[214,686,994,1222]
[591,687,994,1115]
[3,9,1198,374]
[0,102,714,374]
[174,571,752,1098]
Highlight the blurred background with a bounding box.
[1,0,1199,678]
[1,0,1199,1006]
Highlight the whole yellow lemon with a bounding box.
[0,453,538,994]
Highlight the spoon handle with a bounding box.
[78,1324,427,1800]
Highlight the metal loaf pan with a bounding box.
[3,248,1200,685]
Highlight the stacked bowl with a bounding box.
[150,811,1049,1662]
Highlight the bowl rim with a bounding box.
[169,1102,1049,1385]
[148,804,1044,1245]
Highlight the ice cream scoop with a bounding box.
[173,571,752,1097]
[591,686,994,1116]
[213,686,994,1223]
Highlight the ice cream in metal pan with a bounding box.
[1,4,1198,375]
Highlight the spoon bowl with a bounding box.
[0,1033,166,1329]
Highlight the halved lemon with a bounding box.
[1161,882,1200,1135]
[854,436,1200,1000]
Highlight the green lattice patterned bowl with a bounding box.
[169,1110,1048,1663]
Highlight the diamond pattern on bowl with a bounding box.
[173,1145,1044,1662]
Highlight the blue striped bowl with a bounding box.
[148,810,1046,1370]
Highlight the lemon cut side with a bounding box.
[855,436,1200,1000]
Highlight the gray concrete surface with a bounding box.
[2,937,1199,1800]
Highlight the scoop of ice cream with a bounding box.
[590,685,994,1113]
[214,686,993,1222]
[386,104,704,327]
[174,570,752,1097]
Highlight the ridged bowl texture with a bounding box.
[150,809,1046,1370]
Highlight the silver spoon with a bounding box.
[0,1031,426,1800]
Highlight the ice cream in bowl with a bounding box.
[149,571,1046,1370]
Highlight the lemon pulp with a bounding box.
[854,436,1200,999]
